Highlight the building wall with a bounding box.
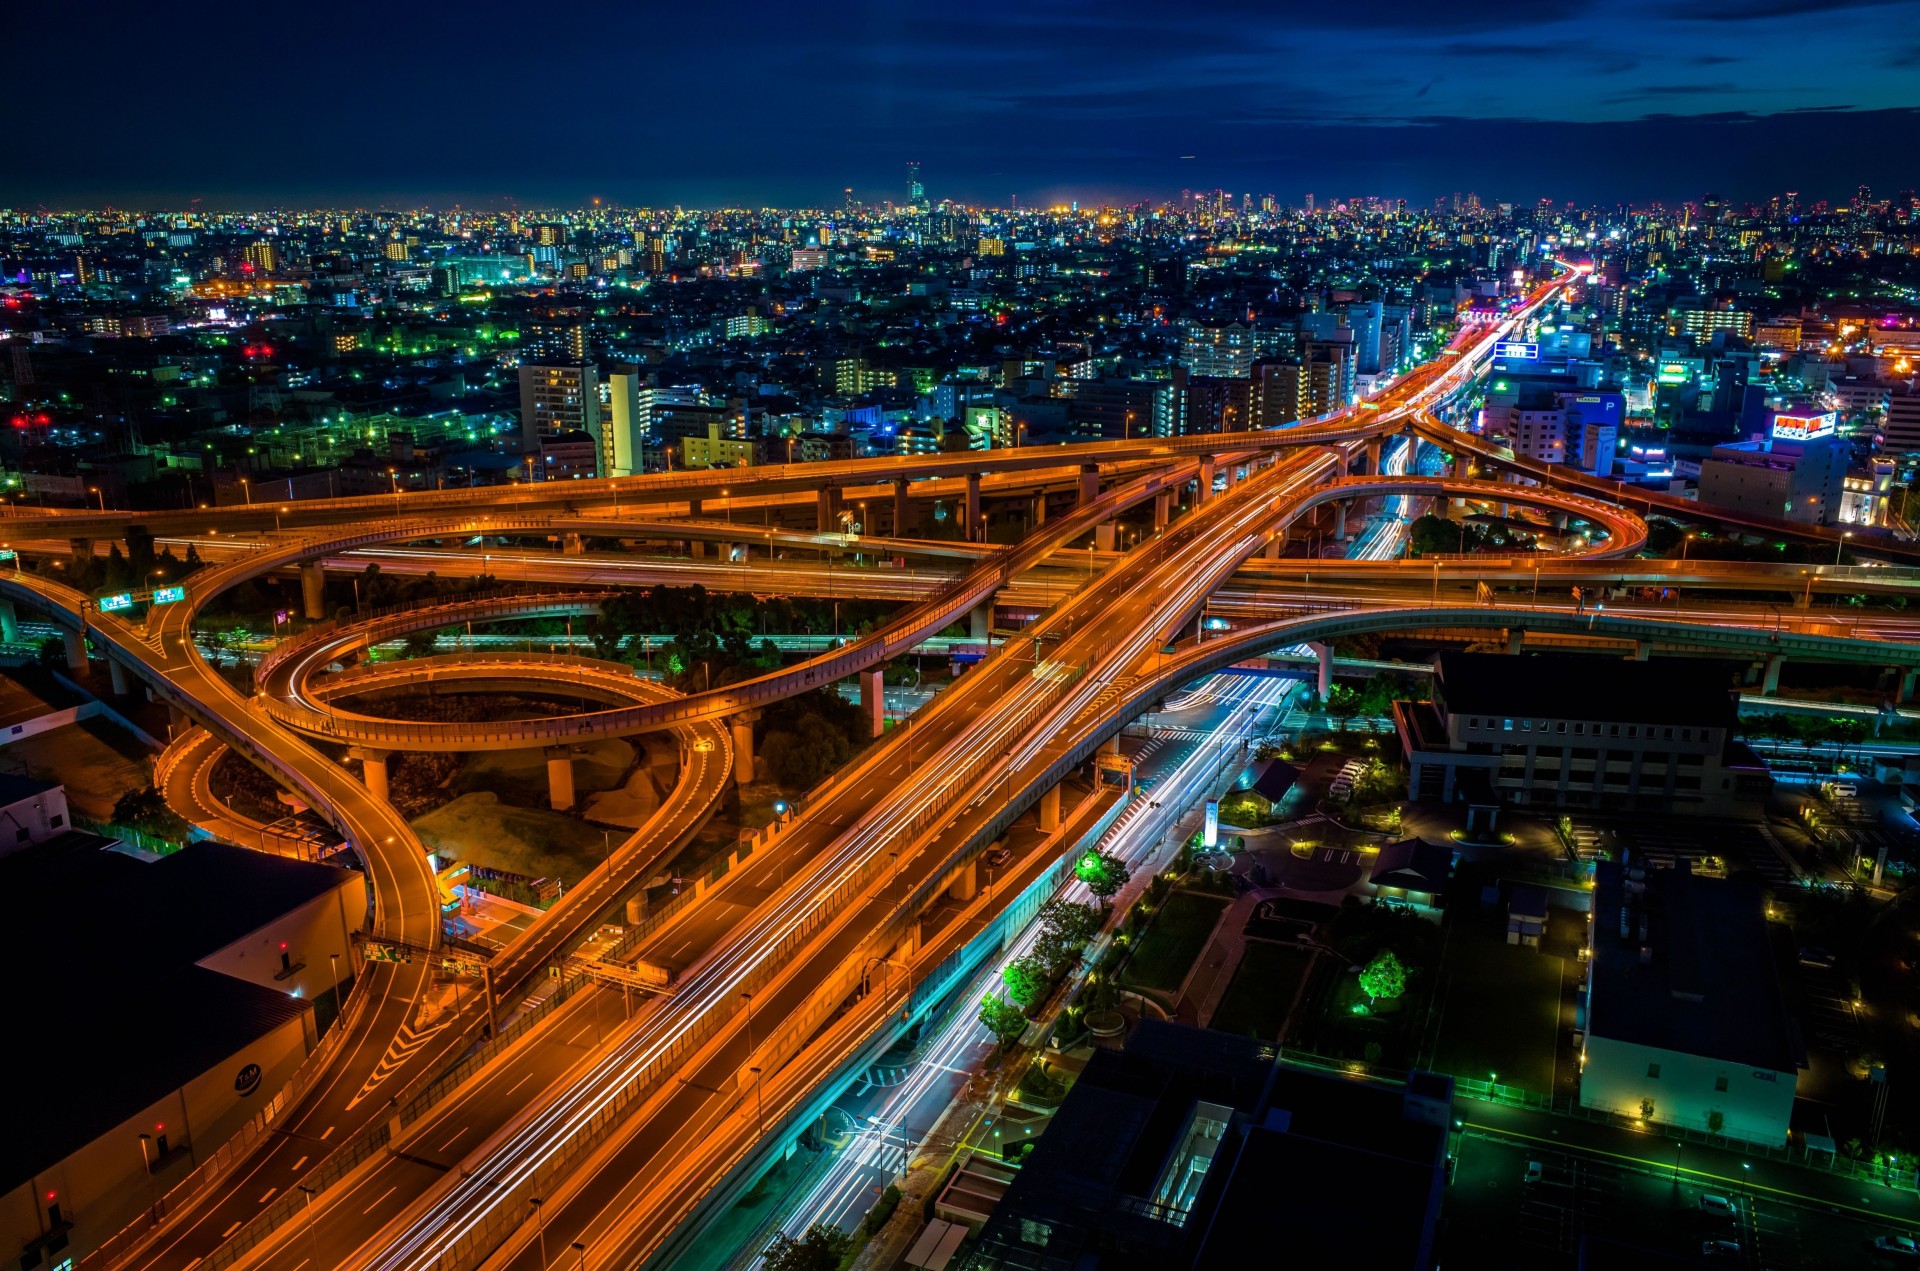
[193,870,364,1006]
[0,786,71,857]
[2,1009,310,1268]
[1579,1034,1795,1146]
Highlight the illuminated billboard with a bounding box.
[1656,363,1693,385]
[1494,340,1539,360]
[151,585,186,605]
[98,592,133,612]
[1771,410,1835,443]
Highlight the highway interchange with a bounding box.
[28,263,1920,1271]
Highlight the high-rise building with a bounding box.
[1884,389,1920,454]
[518,363,601,464]
[1179,322,1256,378]
[906,162,926,208]
[523,320,588,364]
[243,241,278,274]
[605,372,645,476]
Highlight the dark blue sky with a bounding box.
[13,0,1917,209]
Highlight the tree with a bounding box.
[978,993,1027,1049]
[1002,954,1048,1008]
[1034,899,1101,977]
[760,712,854,790]
[112,785,191,843]
[1359,949,1408,1002]
[762,1224,855,1271]
[1324,684,1362,731]
[1074,848,1130,901]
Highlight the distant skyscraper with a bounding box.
[907,162,926,208]
[1304,192,1314,213]
[843,186,856,214]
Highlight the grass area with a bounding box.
[412,792,614,885]
[1429,923,1564,1093]
[1208,941,1315,1040]
[1122,891,1228,993]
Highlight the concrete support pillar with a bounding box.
[62,628,86,672]
[1197,456,1216,503]
[1365,437,1381,475]
[730,713,758,786]
[168,704,190,734]
[1263,536,1282,560]
[816,485,841,533]
[969,603,991,642]
[1153,490,1172,530]
[892,478,910,537]
[108,657,130,697]
[355,749,391,803]
[690,540,707,559]
[69,538,95,564]
[546,748,576,812]
[964,473,982,542]
[1101,735,1121,756]
[1506,629,1524,656]
[300,561,327,620]
[947,858,979,903]
[0,599,16,643]
[1039,783,1061,833]
[1031,492,1047,527]
[1095,522,1117,552]
[1309,641,1333,700]
[1077,464,1099,507]
[1762,654,1785,697]
[858,668,885,738]
[562,532,585,557]
[1634,640,1652,662]
[1551,512,1569,532]
[1334,500,1349,542]
[1901,668,1920,705]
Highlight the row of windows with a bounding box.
[1500,747,1707,766]
[1467,716,1705,743]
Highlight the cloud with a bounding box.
[1667,0,1903,19]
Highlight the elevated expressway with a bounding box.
[54,269,1571,1270]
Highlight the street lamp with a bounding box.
[529,1197,548,1268]
[1835,529,1852,567]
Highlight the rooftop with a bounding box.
[1435,651,1738,729]
[1588,858,1799,1074]
[0,837,355,1191]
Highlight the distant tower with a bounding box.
[844,187,856,214]
[1304,192,1315,213]
[907,162,927,208]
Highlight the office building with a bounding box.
[680,420,758,469]
[1696,408,1846,525]
[1392,652,1769,815]
[1178,322,1257,379]
[966,1022,1450,1270]
[605,371,645,476]
[1581,858,1800,1145]
[1885,389,1920,454]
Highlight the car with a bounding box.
[1799,947,1838,969]
[1876,1234,1920,1257]
[983,847,1011,868]
[1701,1240,1741,1258]
[1523,1160,1543,1184]
[1699,1194,1738,1220]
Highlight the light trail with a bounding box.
[765,674,1294,1250]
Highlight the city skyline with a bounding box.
[9,1,1919,209]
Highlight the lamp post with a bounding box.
[741,990,754,1055]
[1835,529,1852,567]
[749,1065,764,1137]
[529,1197,548,1267]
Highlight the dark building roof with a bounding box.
[1369,838,1453,894]
[968,1021,1448,1271]
[1241,758,1299,804]
[0,837,353,1192]
[1435,652,1738,729]
[1588,858,1798,1074]
[0,771,60,805]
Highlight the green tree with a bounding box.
[978,992,1027,1049]
[1324,684,1362,731]
[762,1223,855,1271]
[112,786,191,843]
[1002,954,1049,1009]
[760,712,854,790]
[1034,899,1101,977]
[1359,949,1408,1001]
[1074,848,1130,901]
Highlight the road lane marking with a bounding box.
[290,1153,308,1171]
[363,1184,398,1215]
[221,1222,242,1238]
[320,1125,335,1140]
[440,1126,469,1152]
[257,1188,277,1204]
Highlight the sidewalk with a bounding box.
[1461,1094,1920,1227]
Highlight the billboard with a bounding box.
[1493,340,1539,360]
[151,585,186,605]
[1771,410,1835,444]
[1203,800,1219,849]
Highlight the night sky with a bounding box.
[13,0,1917,210]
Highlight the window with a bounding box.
[1682,728,1693,741]
[1573,723,1584,735]
[1714,1076,1729,1093]
[1609,724,1620,737]
[1627,726,1638,739]
[1663,728,1675,740]
[1648,1063,1661,1079]
[49,813,63,828]
[1522,719,1533,732]
[1503,718,1514,731]
[1468,717,1479,729]
[1555,722,1567,733]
